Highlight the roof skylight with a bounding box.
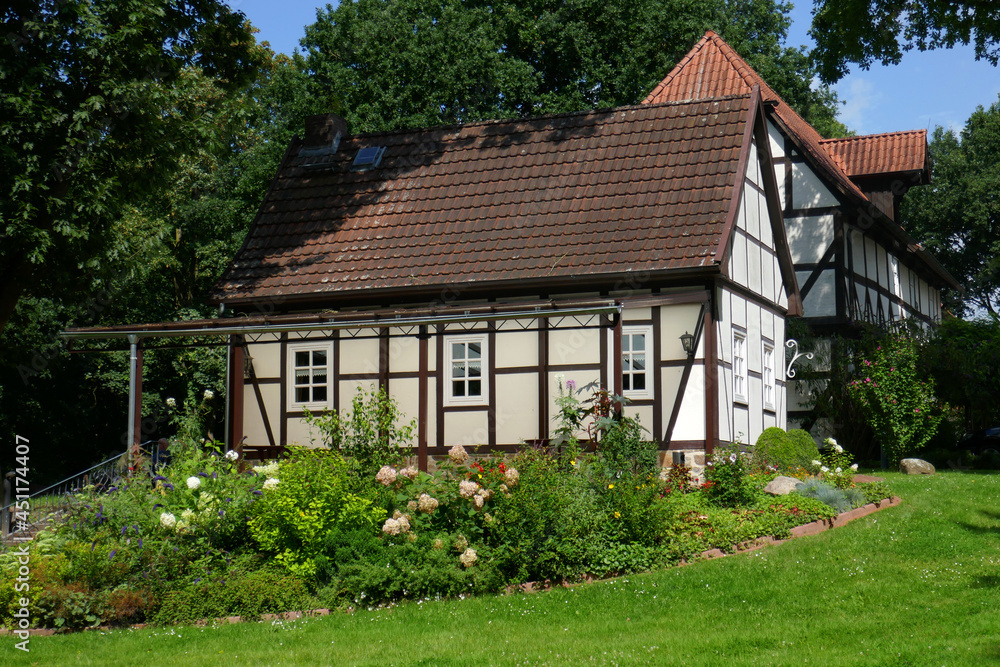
[352,146,386,171]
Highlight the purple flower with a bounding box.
[153,503,163,510]
[218,510,225,517]
[252,490,262,496]
[121,525,128,535]
[212,472,218,479]
[109,549,117,560]
[566,379,577,391]
[197,472,209,478]
[152,475,167,482]
[193,578,201,584]
[138,538,143,548]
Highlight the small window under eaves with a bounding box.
[352,145,386,171]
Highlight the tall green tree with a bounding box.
[302,0,848,135]
[902,96,1000,317]
[0,0,266,335]
[809,0,1000,83]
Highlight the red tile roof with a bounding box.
[819,130,928,178]
[213,97,756,305]
[642,31,868,202]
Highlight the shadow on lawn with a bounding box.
[957,509,1000,536]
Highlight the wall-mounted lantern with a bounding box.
[679,331,695,356]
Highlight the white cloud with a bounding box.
[836,78,882,134]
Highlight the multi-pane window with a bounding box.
[289,343,332,408]
[622,326,653,398]
[733,330,748,403]
[762,342,775,410]
[447,336,487,404]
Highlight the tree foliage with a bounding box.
[902,96,1000,317]
[923,317,1000,433]
[809,0,1000,83]
[302,0,849,135]
[0,0,266,335]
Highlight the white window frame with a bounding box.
[733,329,748,404]
[445,334,488,406]
[621,325,654,399]
[287,341,334,410]
[762,341,775,411]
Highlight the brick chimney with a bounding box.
[303,113,349,151]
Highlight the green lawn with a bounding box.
[8,471,1000,666]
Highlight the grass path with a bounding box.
[8,471,1000,666]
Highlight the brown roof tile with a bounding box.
[213,97,754,304]
[819,130,928,177]
[642,31,868,203]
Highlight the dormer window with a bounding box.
[352,146,386,171]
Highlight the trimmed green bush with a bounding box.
[751,427,820,473]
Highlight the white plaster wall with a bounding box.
[733,405,751,446]
[246,341,281,378]
[791,163,839,209]
[786,215,835,264]
[242,383,278,446]
[340,337,380,375]
[623,404,654,435]
[672,366,706,441]
[798,269,837,317]
[339,379,376,413]
[389,377,421,449]
[731,231,748,286]
[549,327,601,365]
[624,306,652,321]
[548,370,600,439]
[286,416,319,448]
[495,329,537,368]
[496,373,539,443]
[388,328,420,374]
[445,411,490,447]
[767,121,785,158]
[660,304,703,359]
[748,237,762,295]
[774,162,786,209]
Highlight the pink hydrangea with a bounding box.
[399,466,419,481]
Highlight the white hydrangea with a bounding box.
[253,462,279,478]
[225,449,239,461]
[186,476,201,490]
[375,466,398,487]
[399,466,419,481]
[181,509,196,522]
[166,397,176,408]
[263,477,280,490]
[472,494,485,509]
[203,389,214,400]
[417,493,439,513]
[459,479,480,498]
[159,512,176,528]
[820,466,829,473]
[504,467,520,486]
[459,548,478,568]
[382,518,401,535]
[851,463,859,471]
[448,445,469,465]
[812,460,822,467]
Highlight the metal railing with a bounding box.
[2,443,153,540]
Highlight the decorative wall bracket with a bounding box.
[785,339,814,378]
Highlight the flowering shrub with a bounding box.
[304,385,416,475]
[704,442,759,507]
[818,438,858,490]
[846,333,944,464]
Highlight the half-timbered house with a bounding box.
[66,88,801,473]
[642,31,959,430]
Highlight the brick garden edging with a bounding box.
[2,496,902,635]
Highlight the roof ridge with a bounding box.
[331,96,752,142]
[819,129,927,145]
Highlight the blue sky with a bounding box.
[231,0,1000,137]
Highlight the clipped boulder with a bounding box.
[900,458,936,475]
[764,475,803,496]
